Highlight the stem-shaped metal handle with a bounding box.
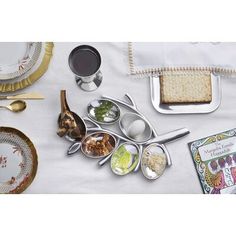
[98,153,113,166]
[83,117,101,129]
[102,95,136,111]
[146,128,190,145]
[133,145,143,172]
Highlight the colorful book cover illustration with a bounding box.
[188,128,236,194]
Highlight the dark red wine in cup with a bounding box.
[69,45,101,77]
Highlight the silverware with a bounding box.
[0,100,26,113]
[0,92,45,100]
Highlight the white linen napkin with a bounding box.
[128,42,236,76]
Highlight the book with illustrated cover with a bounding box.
[188,128,236,194]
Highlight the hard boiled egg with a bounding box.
[127,119,146,139]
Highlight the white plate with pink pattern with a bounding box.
[0,127,38,194]
[0,42,42,80]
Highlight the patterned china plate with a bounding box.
[0,127,38,194]
[0,42,53,93]
[0,42,42,80]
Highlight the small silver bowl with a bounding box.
[81,131,116,158]
[87,99,120,125]
[141,144,167,180]
[111,142,139,176]
[119,112,152,143]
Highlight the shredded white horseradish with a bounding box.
[143,152,166,176]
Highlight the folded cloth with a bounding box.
[128,42,236,76]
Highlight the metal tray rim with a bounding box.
[150,73,222,114]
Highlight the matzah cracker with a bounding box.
[160,72,212,104]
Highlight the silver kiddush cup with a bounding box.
[68,45,102,92]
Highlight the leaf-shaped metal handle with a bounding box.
[124,93,137,108]
[67,142,81,156]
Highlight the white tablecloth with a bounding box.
[1,42,236,193]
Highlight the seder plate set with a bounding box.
[57,90,190,180]
[1,42,233,193]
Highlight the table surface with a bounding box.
[1,42,236,193]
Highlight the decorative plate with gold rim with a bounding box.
[0,127,38,194]
[0,42,54,93]
[0,42,42,80]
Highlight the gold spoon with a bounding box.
[0,100,26,113]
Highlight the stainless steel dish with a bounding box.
[81,131,116,159]
[119,112,152,143]
[100,94,190,172]
[150,73,221,114]
[63,94,190,180]
[111,142,140,176]
[87,98,120,125]
[67,117,135,157]
[141,143,167,180]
